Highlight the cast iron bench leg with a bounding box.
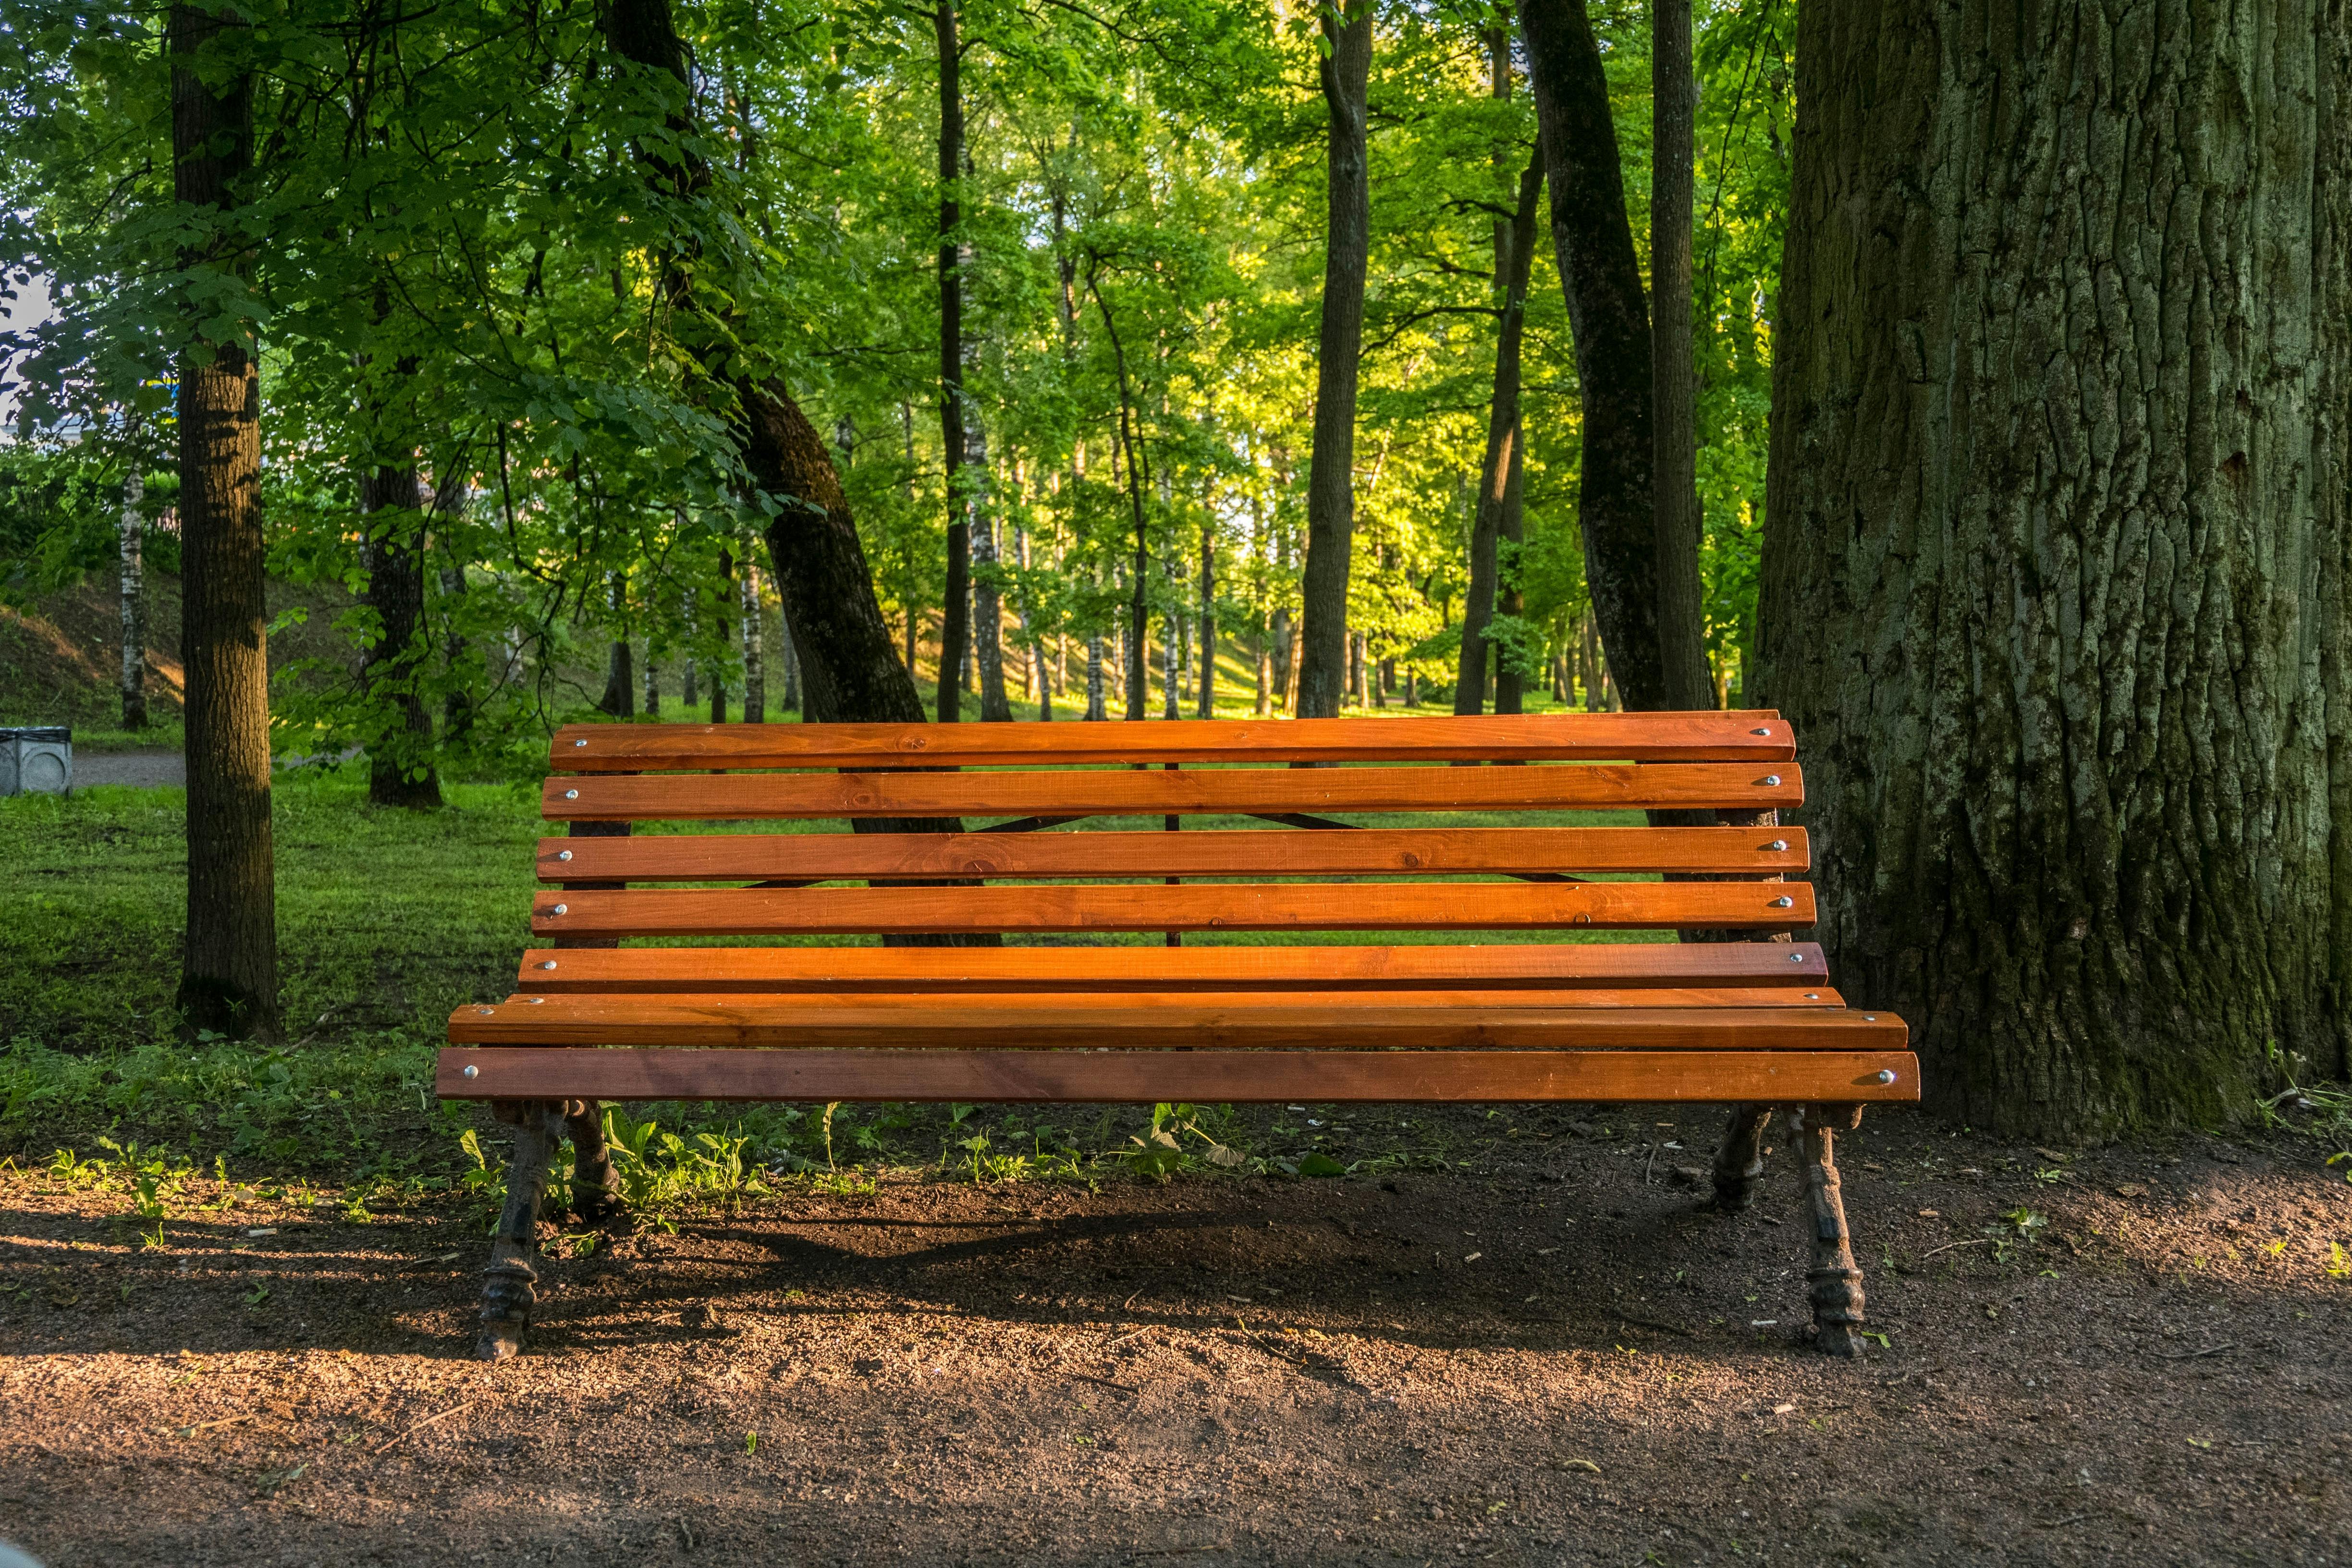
[1708,1103,1775,1211]
[565,1099,626,1228]
[1795,1102,1869,1357]
[478,1099,567,1361]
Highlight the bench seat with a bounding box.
[441,711,1913,1361]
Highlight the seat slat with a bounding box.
[530,881,1815,936]
[438,1046,1917,1104]
[515,941,1832,992]
[550,711,1792,772]
[542,763,1803,822]
[448,998,1898,1050]
[534,826,1810,883]
[503,986,1845,1010]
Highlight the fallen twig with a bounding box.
[173,1413,252,1438]
[1920,1238,1992,1259]
[1062,1370,1137,1396]
[371,1400,479,1456]
[1100,1324,1156,1350]
[2149,1341,2236,1361]
[1612,1313,1695,1339]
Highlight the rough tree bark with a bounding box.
[1297,0,1373,719]
[595,573,635,718]
[1519,0,1669,712]
[740,546,764,723]
[934,0,970,723]
[360,462,443,807]
[1759,0,2352,1136]
[170,1,276,1037]
[1649,0,1713,710]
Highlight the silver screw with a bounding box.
[525,997,544,1004]
[1768,839,1788,852]
[551,903,568,916]
[1761,774,1782,787]
[1804,992,1820,1000]
[564,788,579,800]
[1862,1014,1877,1022]
[462,1065,479,1079]
[1874,1069,1897,1085]
[557,849,573,861]
[1788,953,1805,962]
[1752,727,1771,736]
[1771,895,1794,908]
[538,960,558,970]
[475,1008,493,1016]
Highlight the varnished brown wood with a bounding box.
[541,763,1804,822]
[515,940,1836,993]
[528,880,1817,936]
[534,826,1813,883]
[436,1046,1917,1104]
[447,997,1902,1050]
[549,710,1793,771]
[503,985,1847,1010]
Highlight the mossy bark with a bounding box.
[1761,0,2352,1138]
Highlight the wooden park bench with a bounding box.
[441,712,1915,1360]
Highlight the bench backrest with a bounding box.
[524,711,1816,983]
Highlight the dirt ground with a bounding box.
[3,1105,2348,1568]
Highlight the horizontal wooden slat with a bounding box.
[448,998,1900,1050]
[516,941,1833,993]
[437,1046,1917,1104]
[534,826,1812,883]
[549,711,1793,772]
[505,986,1846,1010]
[542,764,1803,822]
[530,881,1817,937]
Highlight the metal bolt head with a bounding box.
[573,738,588,747]
[564,788,579,800]
[1768,839,1788,852]
[475,1007,494,1016]
[525,997,544,1004]
[1761,774,1782,787]
[1874,1068,1897,1085]
[1771,895,1794,908]
[557,849,573,861]
[1803,992,1820,1000]
[1788,953,1805,962]
[1862,1014,1877,1022]
[551,903,568,916]
[538,960,558,970]
[462,1065,479,1079]
[1751,726,1771,736]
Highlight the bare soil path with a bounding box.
[3,1108,2347,1567]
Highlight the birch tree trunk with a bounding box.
[119,454,146,730]
[1760,0,2352,1136]
[740,547,765,723]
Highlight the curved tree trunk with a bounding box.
[1519,0,1667,713]
[1297,0,1373,719]
[1760,0,2352,1137]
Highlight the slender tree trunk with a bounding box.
[1196,516,1216,718]
[1270,605,1294,712]
[1520,0,1668,712]
[1297,0,1373,719]
[596,572,635,718]
[1761,0,2352,1137]
[1456,148,1545,716]
[934,0,969,723]
[170,1,275,1037]
[681,579,699,710]
[362,463,443,807]
[1090,274,1153,721]
[969,417,1010,721]
[708,549,732,723]
[119,451,147,729]
[1649,0,1712,710]
[777,591,800,715]
[740,546,765,723]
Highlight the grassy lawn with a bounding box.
[0,764,1666,1201]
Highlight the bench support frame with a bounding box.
[478,1099,567,1361]
[1794,1102,1869,1357]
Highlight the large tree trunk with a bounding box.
[170,2,276,1038]
[119,449,147,729]
[1760,0,2352,1137]
[1456,147,1545,716]
[361,463,443,808]
[934,0,970,724]
[595,573,635,718]
[1648,0,1713,710]
[1520,0,1669,713]
[1297,0,1373,719]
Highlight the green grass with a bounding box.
[0,761,1647,1195]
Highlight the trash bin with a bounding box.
[0,726,72,796]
